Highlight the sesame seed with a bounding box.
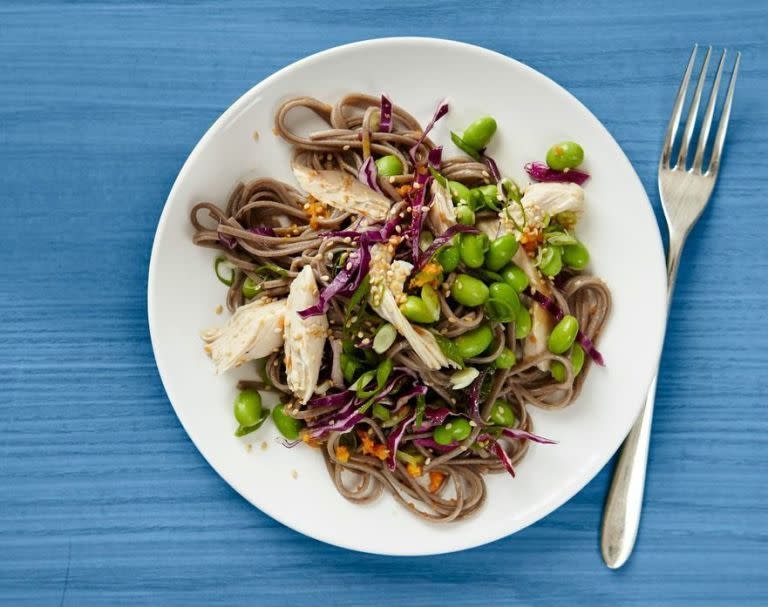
[345,262,353,271]
[482,170,490,178]
[389,176,396,183]
[445,423,453,430]
[343,237,352,243]
[361,338,371,345]
[469,420,477,427]
[343,145,350,151]
[357,331,364,338]
[321,274,330,281]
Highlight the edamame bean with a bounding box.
[454,324,493,358]
[515,307,532,339]
[550,361,566,383]
[485,234,519,271]
[572,344,585,376]
[477,184,499,208]
[490,399,516,426]
[539,246,563,277]
[447,180,471,205]
[548,315,579,354]
[448,417,472,441]
[461,116,498,150]
[400,295,436,324]
[433,425,454,445]
[242,277,261,298]
[234,389,262,427]
[421,285,440,322]
[489,282,521,314]
[436,245,460,272]
[456,204,476,225]
[459,233,487,268]
[546,141,584,171]
[451,274,490,307]
[562,242,590,270]
[501,264,529,292]
[272,403,303,440]
[493,347,517,369]
[375,154,404,177]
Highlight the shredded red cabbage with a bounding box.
[490,442,516,477]
[416,224,478,269]
[306,406,363,440]
[484,155,501,182]
[525,288,605,366]
[248,226,277,237]
[501,428,557,444]
[395,384,428,408]
[412,406,453,432]
[466,369,489,424]
[525,161,590,185]
[409,98,449,161]
[219,234,237,249]
[385,411,416,471]
[306,390,354,409]
[358,156,384,194]
[379,93,393,133]
[427,145,443,169]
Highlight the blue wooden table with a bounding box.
[2,1,767,604]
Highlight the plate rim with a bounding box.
[148,36,667,556]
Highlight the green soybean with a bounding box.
[562,242,590,270]
[572,344,585,376]
[272,403,303,440]
[448,417,472,441]
[539,246,563,277]
[436,245,460,272]
[461,116,498,150]
[515,307,532,339]
[550,361,567,383]
[451,274,489,307]
[501,264,529,292]
[456,204,476,226]
[454,324,493,358]
[493,347,517,369]
[234,389,262,427]
[242,277,261,299]
[546,141,584,171]
[400,295,436,324]
[485,234,519,271]
[447,180,471,205]
[490,399,517,426]
[375,154,404,177]
[548,315,579,354]
[459,233,487,268]
[433,425,454,445]
[477,184,499,208]
[489,282,521,313]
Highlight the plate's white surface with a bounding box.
[148,38,666,555]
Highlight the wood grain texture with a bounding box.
[1,1,767,604]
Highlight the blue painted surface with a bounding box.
[1,1,767,604]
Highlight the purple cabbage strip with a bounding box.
[306,389,353,409]
[525,161,590,185]
[502,427,558,444]
[416,224,478,269]
[298,261,358,318]
[408,177,430,263]
[385,411,416,471]
[412,406,453,432]
[490,442,516,477]
[427,145,443,169]
[395,384,428,408]
[358,156,384,195]
[409,98,449,161]
[484,155,501,182]
[306,406,363,440]
[412,437,458,454]
[525,288,605,366]
[379,93,393,133]
[218,234,237,249]
[466,369,489,424]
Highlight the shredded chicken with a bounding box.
[427,179,456,234]
[201,299,287,374]
[292,161,391,221]
[283,266,328,403]
[368,244,455,371]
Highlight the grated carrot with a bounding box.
[428,471,445,493]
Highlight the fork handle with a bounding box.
[600,377,657,568]
[600,234,684,568]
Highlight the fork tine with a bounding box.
[661,45,698,169]
[677,46,711,168]
[692,50,727,172]
[707,52,741,175]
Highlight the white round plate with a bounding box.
[148,38,666,556]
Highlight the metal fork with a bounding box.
[600,45,741,569]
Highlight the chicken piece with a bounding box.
[368,244,455,371]
[503,181,585,231]
[512,248,554,370]
[202,299,287,374]
[292,161,391,221]
[475,217,502,240]
[283,266,328,403]
[427,179,456,234]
